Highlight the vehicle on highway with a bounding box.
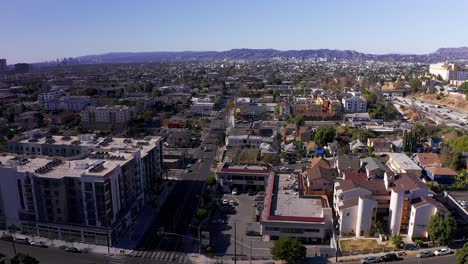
[222,199,228,205]
[13,237,30,245]
[379,253,399,262]
[212,218,225,224]
[231,188,238,195]
[185,169,192,173]
[434,248,452,256]
[360,256,379,264]
[460,123,466,126]
[254,196,265,201]
[30,241,48,248]
[416,250,433,258]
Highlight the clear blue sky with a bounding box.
[2,0,468,63]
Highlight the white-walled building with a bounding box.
[38,90,64,104]
[44,96,92,111]
[429,62,468,81]
[342,96,367,113]
[386,153,422,177]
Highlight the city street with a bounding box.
[343,254,456,264]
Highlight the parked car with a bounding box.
[254,196,264,201]
[30,241,48,248]
[245,230,261,236]
[434,248,452,256]
[65,246,81,253]
[185,169,192,173]
[379,253,398,262]
[361,256,379,264]
[416,251,433,258]
[222,199,228,205]
[231,188,238,195]
[13,237,30,245]
[229,200,235,206]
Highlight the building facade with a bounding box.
[0,137,162,246]
[342,96,367,113]
[81,105,136,130]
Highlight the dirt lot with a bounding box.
[414,93,468,114]
[340,239,395,253]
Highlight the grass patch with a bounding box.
[340,239,394,254]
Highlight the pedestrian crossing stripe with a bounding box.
[128,250,187,263]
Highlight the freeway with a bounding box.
[393,96,468,129]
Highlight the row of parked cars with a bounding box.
[0,234,81,253]
[361,248,453,263]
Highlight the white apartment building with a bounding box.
[0,137,162,246]
[429,62,468,81]
[260,173,333,244]
[386,153,422,177]
[38,90,64,104]
[44,96,92,111]
[341,96,367,113]
[190,102,214,115]
[334,173,444,239]
[81,105,136,130]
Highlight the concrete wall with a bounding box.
[408,204,436,239]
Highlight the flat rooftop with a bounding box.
[219,162,270,174]
[388,153,422,170]
[265,173,328,223]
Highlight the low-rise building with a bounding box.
[386,153,422,177]
[216,162,271,193]
[44,96,93,111]
[342,96,367,113]
[261,173,333,244]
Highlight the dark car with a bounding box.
[65,246,81,253]
[245,230,261,236]
[379,253,399,262]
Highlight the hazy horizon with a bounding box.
[2,0,468,64]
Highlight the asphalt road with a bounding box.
[136,106,228,254]
[345,254,456,264]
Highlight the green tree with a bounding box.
[409,78,422,93]
[391,235,404,249]
[459,81,468,95]
[456,242,468,264]
[195,208,208,220]
[314,126,336,146]
[428,212,456,245]
[271,237,306,264]
[206,176,216,188]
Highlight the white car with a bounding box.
[360,256,379,264]
[231,188,238,195]
[229,200,235,206]
[434,248,452,256]
[222,199,228,205]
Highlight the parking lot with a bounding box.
[210,193,274,259]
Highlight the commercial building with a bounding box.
[38,90,64,104]
[190,102,215,115]
[342,96,367,113]
[216,162,271,193]
[0,59,6,72]
[429,62,468,81]
[44,96,93,111]
[260,173,333,244]
[14,63,30,74]
[0,137,162,246]
[81,105,136,130]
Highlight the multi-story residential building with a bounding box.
[44,96,93,111]
[38,90,64,104]
[190,102,214,115]
[334,172,445,239]
[293,97,341,120]
[261,173,333,244]
[0,137,162,246]
[81,105,136,130]
[216,162,271,193]
[386,153,422,177]
[341,96,367,113]
[429,62,468,81]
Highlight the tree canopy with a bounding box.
[206,176,216,187]
[314,126,336,146]
[271,237,306,264]
[457,242,468,264]
[428,212,456,245]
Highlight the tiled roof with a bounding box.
[427,167,457,176]
[416,153,441,167]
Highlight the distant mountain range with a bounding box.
[72,47,468,64]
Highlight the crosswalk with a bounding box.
[129,250,188,263]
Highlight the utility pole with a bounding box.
[234,221,237,264]
[250,238,252,264]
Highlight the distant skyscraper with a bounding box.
[0,59,6,72]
